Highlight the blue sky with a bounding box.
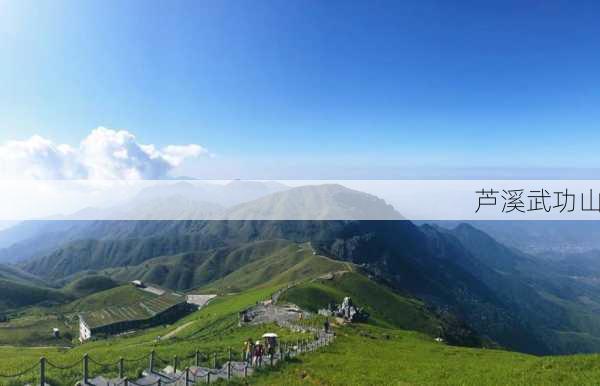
[1,1,600,178]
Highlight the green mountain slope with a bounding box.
[61,284,156,313]
[13,214,600,355]
[62,275,119,298]
[18,220,547,353]
[201,242,347,293]
[251,323,600,386]
[280,271,440,333]
[2,274,600,385]
[0,279,69,313]
[80,240,345,293]
[279,271,482,346]
[448,223,600,354]
[0,263,47,287]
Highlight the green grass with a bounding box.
[0,241,341,349]
[91,240,347,293]
[202,242,347,293]
[62,275,119,298]
[8,242,600,385]
[5,274,600,385]
[0,307,76,347]
[79,290,185,330]
[60,285,156,313]
[0,279,69,313]
[279,271,441,335]
[0,285,157,348]
[0,284,311,385]
[251,324,600,386]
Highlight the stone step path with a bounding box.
[81,328,334,385]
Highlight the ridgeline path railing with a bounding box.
[0,326,335,386]
[1,278,339,386]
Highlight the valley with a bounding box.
[3,185,600,384]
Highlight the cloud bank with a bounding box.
[0,127,208,179]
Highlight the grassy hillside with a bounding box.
[0,265,63,313]
[0,264,47,286]
[279,271,440,335]
[250,324,600,386]
[18,218,600,355]
[0,285,158,347]
[202,242,347,293]
[0,285,309,385]
[0,307,77,347]
[0,279,69,313]
[83,240,344,292]
[3,272,600,385]
[62,275,119,298]
[60,284,156,313]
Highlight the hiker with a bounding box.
[243,338,254,363]
[324,318,330,333]
[265,337,275,357]
[253,340,264,367]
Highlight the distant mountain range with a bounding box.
[3,183,600,355]
[428,220,600,255]
[66,180,290,220]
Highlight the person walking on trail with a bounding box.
[254,340,264,367]
[265,337,275,357]
[324,318,330,333]
[244,338,254,364]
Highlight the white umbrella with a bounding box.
[262,332,278,338]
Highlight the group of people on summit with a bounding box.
[243,336,276,367]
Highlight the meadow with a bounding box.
[251,324,600,386]
[0,285,308,385]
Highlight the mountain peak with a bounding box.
[225,183,404,220]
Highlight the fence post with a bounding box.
[119,357,124,379]
[207,371,211,384]
[212,352,217,369]
[149,350,155,373]
[123,377,128,386]
[227,347,231,380]
[39,357,46,386]
[195,350,200,367]
[174,355,178,374]
[83,354,89,384]
[185,368,190,385]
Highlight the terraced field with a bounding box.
[81,288,186,329]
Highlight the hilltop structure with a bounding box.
[318,296,369,323]
[79,284,191,342]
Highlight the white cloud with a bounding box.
[0,127,209,179]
